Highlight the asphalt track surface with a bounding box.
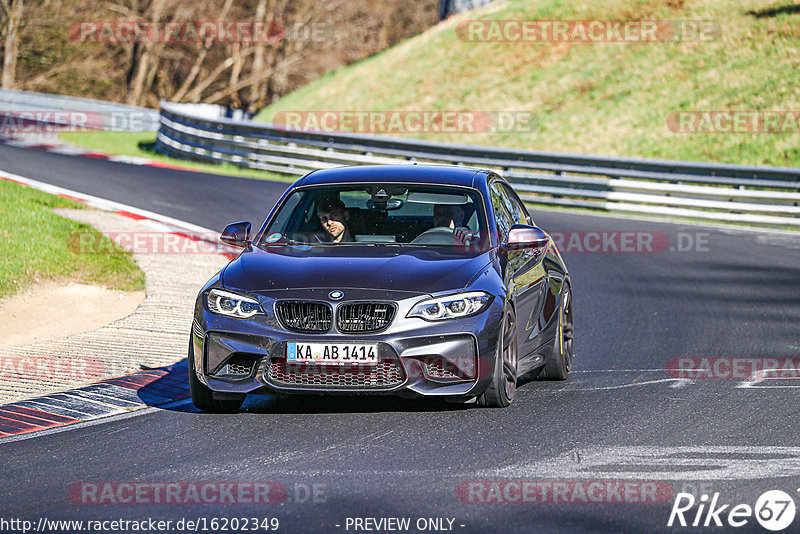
[1,143,800,533]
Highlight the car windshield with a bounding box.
[259,183,489,251]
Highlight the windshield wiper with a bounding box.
[261,238,314,246]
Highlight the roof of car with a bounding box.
[296,165,491,189]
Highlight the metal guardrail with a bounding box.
[0,89,160,132]
[156,101,800,226]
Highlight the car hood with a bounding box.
[222,244,493,295]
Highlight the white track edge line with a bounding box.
[0,168,219,236]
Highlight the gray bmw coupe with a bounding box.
[189,165,573,412]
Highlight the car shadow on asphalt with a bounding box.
[126,359,194,412]
[133,359,475,414]
[239,394,474,414]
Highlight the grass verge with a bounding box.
[0,180,145,298]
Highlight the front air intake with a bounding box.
[213,353,258,378]
[267,359,405,389]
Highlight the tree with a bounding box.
[127,0,167,106]
[12,0,438,110]
[0,0,24,88]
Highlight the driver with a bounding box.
[317,199,353,243]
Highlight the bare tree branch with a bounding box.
[171,0,234,102]
[205,50,304,104]
[25,62,72,86]
[127,0,167,105]
[246,0,270,106]
[228,41,245,108]
[106,3,135,17]
[185,46,256,102]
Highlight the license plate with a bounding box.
[287,342,378,365]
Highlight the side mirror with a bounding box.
[503,224,549,251]
[220,221,251,248]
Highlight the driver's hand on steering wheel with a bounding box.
[453,226,474,245]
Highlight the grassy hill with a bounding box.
[255,0,800,167]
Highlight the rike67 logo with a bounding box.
[668,490,796,531]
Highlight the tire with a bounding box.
[539,284,573,381]
[478,306,518,408]
[188,342,245,413]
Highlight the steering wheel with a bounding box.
[411,227,471,245]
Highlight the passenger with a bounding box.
[317,199,353,243]
[433,204,466,229]
[432,204,472,245]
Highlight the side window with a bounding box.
[502,183,532,225]
[490,182,514,243]
[268,191,305,233]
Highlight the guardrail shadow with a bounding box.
[126,361,473,414]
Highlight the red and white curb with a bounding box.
[0,168,242,438]
[0,363,191,439]
[0,135,197,171]
[0,168,239,260]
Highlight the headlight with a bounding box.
[407,291,493,321]
[207,289,263,319]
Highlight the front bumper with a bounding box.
[191,288,504,398]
